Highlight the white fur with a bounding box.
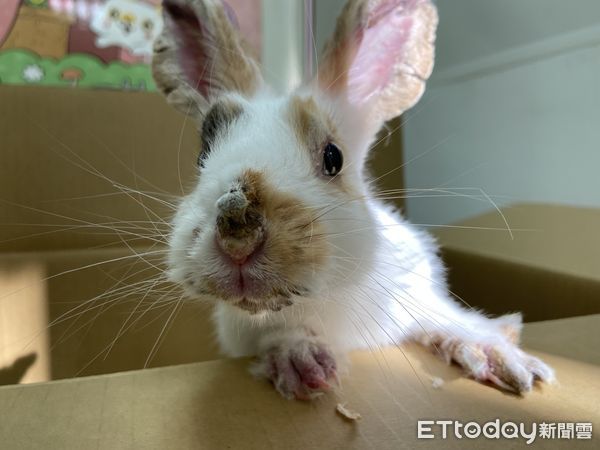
[167,89,554,392]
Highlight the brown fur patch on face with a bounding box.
[205,170,329,309]
[238,169,264,207]
[236,170,329,282]
[288,96,359,196]
[288,96,329,153]
[263,186,328,286]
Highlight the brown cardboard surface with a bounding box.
[0,248,219,385]
[0,84,198,253]
[0,314,598,449]
[435,204,600,321]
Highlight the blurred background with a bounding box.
[405,0,600,224]
[1,1,598,386]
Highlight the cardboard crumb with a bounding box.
[336,403,361,421]
[431,377,444,389]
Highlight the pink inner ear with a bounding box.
[163,1,213,98]
[347,0,415,106]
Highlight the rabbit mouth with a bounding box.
[210,268,304,314]
[179,234,313,314]
[183,271,301,313]
[216,266,273,299]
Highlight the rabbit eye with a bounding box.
[322,143,343,176]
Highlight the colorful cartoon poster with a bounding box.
[0,0,261,91]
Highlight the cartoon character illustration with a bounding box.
[90,0,163,57]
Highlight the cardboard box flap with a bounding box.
[435,203,600,320]
[435,203,600,283]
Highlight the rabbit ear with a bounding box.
[152,0,261,118]
[318,0,437,124]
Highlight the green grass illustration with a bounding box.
[0,49,156,91]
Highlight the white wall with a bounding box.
[261,0,309,92]
[403,0,600,224]
[261,0,347,92]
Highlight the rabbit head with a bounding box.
[153,0,437,314]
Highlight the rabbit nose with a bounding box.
[215,186,265,264]
[216,188,249,221]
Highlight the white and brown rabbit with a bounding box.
[153,0,553,400]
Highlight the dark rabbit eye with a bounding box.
[322,143,343,176]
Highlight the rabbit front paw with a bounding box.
[252,335,338,400]
[435,337,555,394]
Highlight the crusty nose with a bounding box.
[216,187,249,221]
[215,185,265,264]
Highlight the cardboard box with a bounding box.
[0,314,598,449]
[435,204,600,321]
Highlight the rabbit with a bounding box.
[152,0,554,400]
